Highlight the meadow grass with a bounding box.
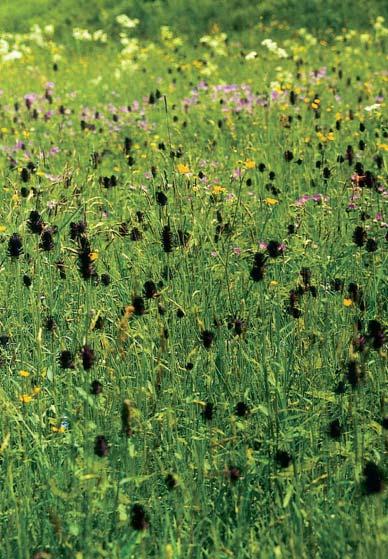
[0,9,387,559]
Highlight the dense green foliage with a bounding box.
[1,0,388,38]
[0,4,387,559]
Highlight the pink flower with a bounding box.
[233,247,241,255]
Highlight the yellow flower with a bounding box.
[245,159,256,169]
[51,426,65,433]
[377,143,388,151]
[19,394,32,404]
[89,251,99,261]
[270,280,279,286]
[211,185,226,195]
[19,370,30,377]
[0,226,6,233]
[265,197,279,206]
[32,386,41,395]
[343,298,353,307]
[176,163,190,174]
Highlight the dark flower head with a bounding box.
[347,360,361,388]
[45,316,56,332]
[235,401,249,417]
[8,233,23,258]
[362,461,384,495]
[28,211,44,234]
[286,306,302,318]
[59,350,74,369]
[0,334,9,346]
[94,435,109,457]
[130,227,142,241]
[225,466,241,482]
[143,280,157,299]
[275,450,292,468]
[90,380,103,395]
[156,191,168,206]
[365,238,378,253]
[185,362,194,370]
[133,296,145,316]
[121,399,133,437]
[161,225,173,252]
[267,240,283,258]
[352,226,367,247]
[40,229,54,251]
[56,260,66,279]
[23,274,32,287]
[81,345,95,370]
[165,473,177,490]
[331,278,344,292]
[202,402,214,421]
[367,320,385,349]
[100,273,111,286]
[130,504,149,531]
[284,150,293,162]
[201,330,214,349]
[21,167,30,182]
[300,267,311,286]
[69,221,87,241]
[328,419,342,439]
[334,380,346,395]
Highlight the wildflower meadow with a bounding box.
[0,2,387,558]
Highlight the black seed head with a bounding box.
[347,360,361,388]
[28,211,44,234]
[143,280,157,299]
[300,267,311,286]
[40,229,54,251]
[352,226,367,247]
[133,296,145,316]
[8,233,23,258]
[59,350,74,369]
[161,225,173,252]
[90,380,103,395]
[226,466,241,482]
[100,273,111,286]
[363,461,384,495]
[328,419,342,439]
[156,191,168,206]
[365,238,378,253]
[94,435,109,457]
[267,240,283,258]
[275,450,292,468]
[130,504,149,531]
[45,316,56,332]
[165,473,177,490]
[23,274,32,287]
[81,345,95,370]
[69,221,87,241]
[235,401,249,417]
[201,330,214,349]
[202,402,214,420]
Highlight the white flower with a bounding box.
[364,103,382,112]
[261,38,288,59]
[3,50,22,62]
[0,39,9,54]
[93,30,108,43]
[245,51,257,60]
[116,15,139,29]
[73,28,92,41]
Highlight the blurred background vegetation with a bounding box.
[1,0,387,38]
